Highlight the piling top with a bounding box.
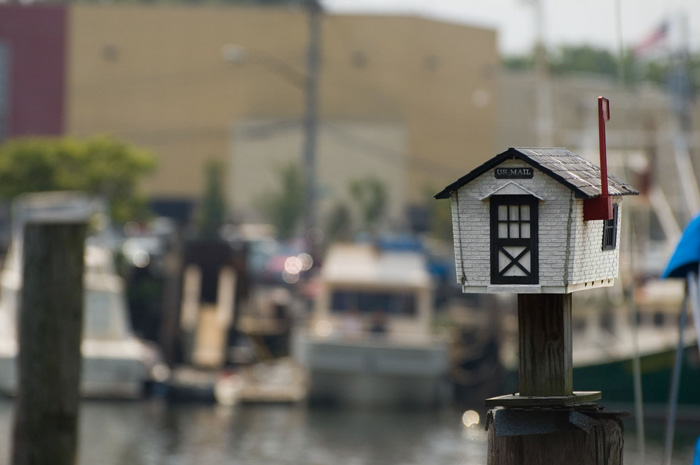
[13,191,96,225]
[485,391,602,409]
[6,192,101,273]
[486,406,627,436]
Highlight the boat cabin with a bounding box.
[435,147,638,294]
[310,243,433,343]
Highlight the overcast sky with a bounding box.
[322,0,700,56]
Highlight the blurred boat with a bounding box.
[292,242,449,407]
[0,192,168,399]
[213,357,308,405]
[570,279,700,407]
[500,279,700,410]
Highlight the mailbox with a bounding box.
[435,146,638,294]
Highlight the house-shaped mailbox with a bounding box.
[435,147,638,294]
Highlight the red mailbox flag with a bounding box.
[583,96,614,221]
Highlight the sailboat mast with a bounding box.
[532,0,553,146]
[669,12,700,223]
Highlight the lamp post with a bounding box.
[302,0,322,263]
[223,0,323,263]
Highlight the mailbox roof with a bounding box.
[434,147,639,199]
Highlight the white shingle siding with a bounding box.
[451,159,622,293]
[569,199,621,286]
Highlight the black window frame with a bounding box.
[602,203,619,251]
[489,195,539,285]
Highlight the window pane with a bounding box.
[502,250,530,276]
[498,250,511,273]
[498,222,508,238]
[331,291,353,312]
[510,223,519,238]
[498,205,507,220]
[509,205,519,221]
[602,205,618,250]
[521,223,530,238]
[504,265,527,276]
[503,246,523,260]
[519,250,531,272]
[521,205,530,221]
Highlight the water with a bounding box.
[0,399,487,465]
[0,399,697,464]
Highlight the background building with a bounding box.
[0,4,499,230]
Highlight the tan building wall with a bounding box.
[231,119,407,225]
[66,5,498,221]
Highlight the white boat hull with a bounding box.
[0,339,152,399]
[293,333,448,407]
[0,193,167,399]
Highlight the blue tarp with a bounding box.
[662,213,700,279]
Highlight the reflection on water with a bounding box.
[0,399,698,464]
[0,399,487,465]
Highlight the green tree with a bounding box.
[501,44,692,88]
[549,45,618,78]
[324,201,352,243]
[256,162,305,240]
[0,135,156,222]
[348,177,387,234]
[502,55,534,71]
[197,160,227,239]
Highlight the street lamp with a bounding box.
[222,0,323,263]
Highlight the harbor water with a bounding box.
[0,398,699,464]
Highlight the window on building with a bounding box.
[602,203,619,250]
[330,290,416,317]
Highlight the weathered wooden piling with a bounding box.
[486,407,625,465]
[12,222,86,465]
[485,294,625,465]
[436,96,636,463]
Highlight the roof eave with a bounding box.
[434,148,522,199]
[435,147,640,200]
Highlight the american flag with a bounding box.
[634,21,669,56]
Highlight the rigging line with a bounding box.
[664,288,689,465]
[615,0,645,462]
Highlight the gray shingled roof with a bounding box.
[435,147,639,199]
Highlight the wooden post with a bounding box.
[487,293,624,464]
[159,231,183,367]
[12,222,86,465]
[518,293,572,397]
[487,293,598,407]
[487,409,625,465]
